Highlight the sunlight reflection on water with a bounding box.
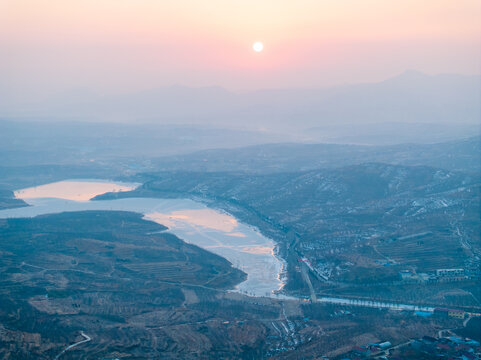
[1,180,286,297]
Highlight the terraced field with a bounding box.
[0,211,250,358]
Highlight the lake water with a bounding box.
[0,180,285,297]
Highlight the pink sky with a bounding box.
[1,0,479,98]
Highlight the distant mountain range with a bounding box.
[3,71,480,133]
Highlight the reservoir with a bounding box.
[0,180,285,297]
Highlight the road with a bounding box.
[463,315,472,327]
[301,263,317,302]
[54,331,91,360]
[387,339,412,355]
[316,296,435,312]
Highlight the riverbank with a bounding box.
[0,180,285,297]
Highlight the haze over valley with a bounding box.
[1,0,480,359]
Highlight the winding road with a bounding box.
[54,331,91,360]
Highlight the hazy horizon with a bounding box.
[6,69,481,97]
[2,70,479,132]
[2,0,480,104]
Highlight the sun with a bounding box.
[253,42,264,52]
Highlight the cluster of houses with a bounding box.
[434,307,468,320]
[407,335,481,359]
[398,267,477,283]
[338,336,480,359]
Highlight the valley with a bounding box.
[0,211,471,359]
[2,3,480,357]
[0,130,479,359]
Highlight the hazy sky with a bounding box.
[1,0,480,100]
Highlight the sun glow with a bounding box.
[253,41,264,52]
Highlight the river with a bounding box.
[0,179,286,297]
